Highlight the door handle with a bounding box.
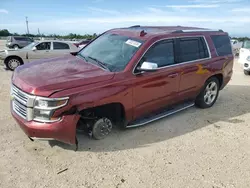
[168,73,179,78]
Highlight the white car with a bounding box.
[0,40,79,70]
[231,39,243,55]
[239,40,250,75]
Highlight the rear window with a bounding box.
[53,42,70,50]
[178,37,209,62]
[243,41,250,49]
[211,35,232,56]
[7,36,11,41]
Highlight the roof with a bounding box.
[110,25,224,40]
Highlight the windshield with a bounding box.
[22,42,38,50]
[78,33,144,72]
[243,41,250,49]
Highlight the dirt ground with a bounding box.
[0,44,250,187]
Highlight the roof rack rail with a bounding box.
[129,25,140,28]
[173,29,224,33]
[172,30,183,33]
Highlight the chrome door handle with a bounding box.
[168,73,179,78]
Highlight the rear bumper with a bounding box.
[11,106,80,145]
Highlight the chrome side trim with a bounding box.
[126,103,194,128]
[132,35,211,75]
[29,137,55,141]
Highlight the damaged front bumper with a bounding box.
[11,106,80,146]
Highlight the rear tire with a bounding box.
[244,70,250,75]
[195,77,219,109]
[6,57,22,71]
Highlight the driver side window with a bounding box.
[140,39,175,68]
[36,42,51,50]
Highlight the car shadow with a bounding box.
[48,84,250,152]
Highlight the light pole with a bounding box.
[25,16,29,35]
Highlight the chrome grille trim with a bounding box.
[12,100,27,120]
[11,85,29,105]
[11,84,35,121]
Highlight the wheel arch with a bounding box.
[207,73,223,89]
[78,102,126,127]
[4,55,24,66]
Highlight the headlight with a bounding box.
[247,56,250,61]
[33,97,69,122]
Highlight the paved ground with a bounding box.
[0,41,250,187]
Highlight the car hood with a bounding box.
[2,49,27,56]
[12,54,115,97]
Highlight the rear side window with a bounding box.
[211,35,232,56]
[14,37,24,41]
[178,37,209,63]
[53,42,70,50]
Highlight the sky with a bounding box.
[0,0,250,36]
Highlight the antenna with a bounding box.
[26,16,29,35]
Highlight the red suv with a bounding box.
[10,26,233,150]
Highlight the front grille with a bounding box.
[11,85,29,105]
[11,84,35,121]
[12,100,27,119]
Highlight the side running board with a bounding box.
[127,101,194,128]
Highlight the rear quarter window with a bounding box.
[211,35,232,56]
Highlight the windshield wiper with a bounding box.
[77,54,88,62]
[87,56,111,71]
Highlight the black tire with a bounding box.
[13,44,19,50]
[5,57,22,71]
[244,70,250,75]
[195,77,220,109]
[92,118,112,140]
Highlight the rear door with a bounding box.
[133,39,181,119]
[239,40,250,64]
[176,36,211,100]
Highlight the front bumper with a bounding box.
[11,105,80,145]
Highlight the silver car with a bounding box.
[6,36,34,50]
[0,40,79,70]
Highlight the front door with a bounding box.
[28,42,53,62]
[132,39,180,119]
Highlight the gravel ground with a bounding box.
[0,44,250,187]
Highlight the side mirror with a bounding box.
[136,61,158,72]
[32,46,37,51]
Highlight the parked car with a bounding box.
[238,40,250,75]
[6,36,34,50]
[230,39,243,56]
[0,40,79,70]
[73,39,91,49]
[10,26,233,150]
